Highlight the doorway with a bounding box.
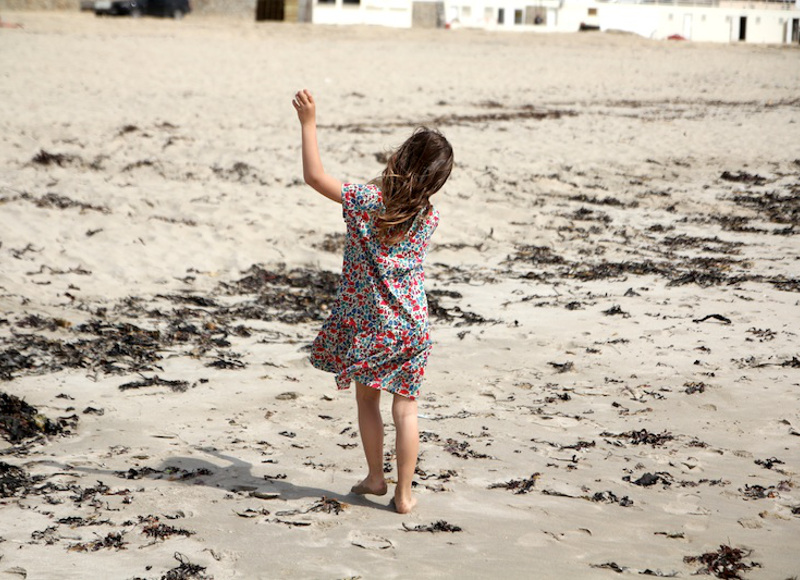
[682,14,692,40]
[792,18,800,43]
[739,16,747,41]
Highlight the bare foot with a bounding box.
[392,495,417,514]
[351,477,388,496]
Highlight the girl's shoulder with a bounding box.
[342,182,383,212]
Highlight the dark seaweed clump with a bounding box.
[402,520,462,533]
[683,544,760,579]
[0,392,75,443]
[0,461,44,497]
[602,429,674,447]
[488,473,540,494]
[161,553,212,580]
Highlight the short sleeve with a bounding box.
[342,183,382,225]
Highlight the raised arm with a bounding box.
[293,89,343,204]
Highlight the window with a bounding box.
[462,6,471,18]
[514,9,523,24]
[588,8,597,16]
[343,0,360,4]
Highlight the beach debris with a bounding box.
[443,438,491,460]
[590,562,626,573]
[115,466,212,481]
[754,457,784,471]
[780,356,800,368]
[639,569,678,577]
[548,361,574,373]
[160,552,211,580]
[30,150,80,168]
[693,314,732,324]
[402,520,462,533]
[745,328,776,342]
[30,525,61,545]
[140,516,195,541]
[56,515,112,528]
[625,472,673,488]
[655,531,685,539]
[205,354,246,370]
[720,170,767,185]
[119,376,190,393]
[602,429,674,447]
[739,484,778,500]
[68,531,127,552]
[590,491,633,507]
[0,392,76,443]
[488,473,540,494]
[307,497,348,515]
[275,391,299,400]
[235,507,270,518]
[730,190,799,225]
[684,382,706,395]
[683,544,760,579]
[602,305,630,318]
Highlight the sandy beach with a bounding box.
[1,11,799,579]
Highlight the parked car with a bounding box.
[94,0,190,19]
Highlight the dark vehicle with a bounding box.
[94,0,190,18]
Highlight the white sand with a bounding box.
[1,11,799,579]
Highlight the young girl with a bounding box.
[292,89,453,514]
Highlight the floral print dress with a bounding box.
[309,183,439,399]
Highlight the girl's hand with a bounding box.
[293,89,316,126]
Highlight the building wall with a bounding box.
[597,3,798,43]
[444,0,799,43]
[312,0,414,27]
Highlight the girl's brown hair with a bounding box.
[376,127,453,245]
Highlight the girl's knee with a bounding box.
[355,382,381,404]
[391,393,417,421]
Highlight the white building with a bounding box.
[309,0,800,43]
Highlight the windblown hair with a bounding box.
[375,127,454,245]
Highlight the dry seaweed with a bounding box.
[161,552,211,580]
[444,438,492,460]
[602,429,674,447]
[0,461,44,497]
[306,497,348,515]
[402,520,462,533]
[591,562,626,573]
[730,191,799,225]
[720,171,767,185]
[488,473,540,494]
[754,457,784,470]
[30,150,81,168]
[589,490,633,507]
[684,381,706,395]
[68,531,127,552]
[683,544,760,579]
[119,376,190,393]
[739,484,778,500]
[0,392,75,443]
[624,472,673,487]
[141,519,195,541]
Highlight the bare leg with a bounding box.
[392,393,419,514]
[351,382,388,496]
